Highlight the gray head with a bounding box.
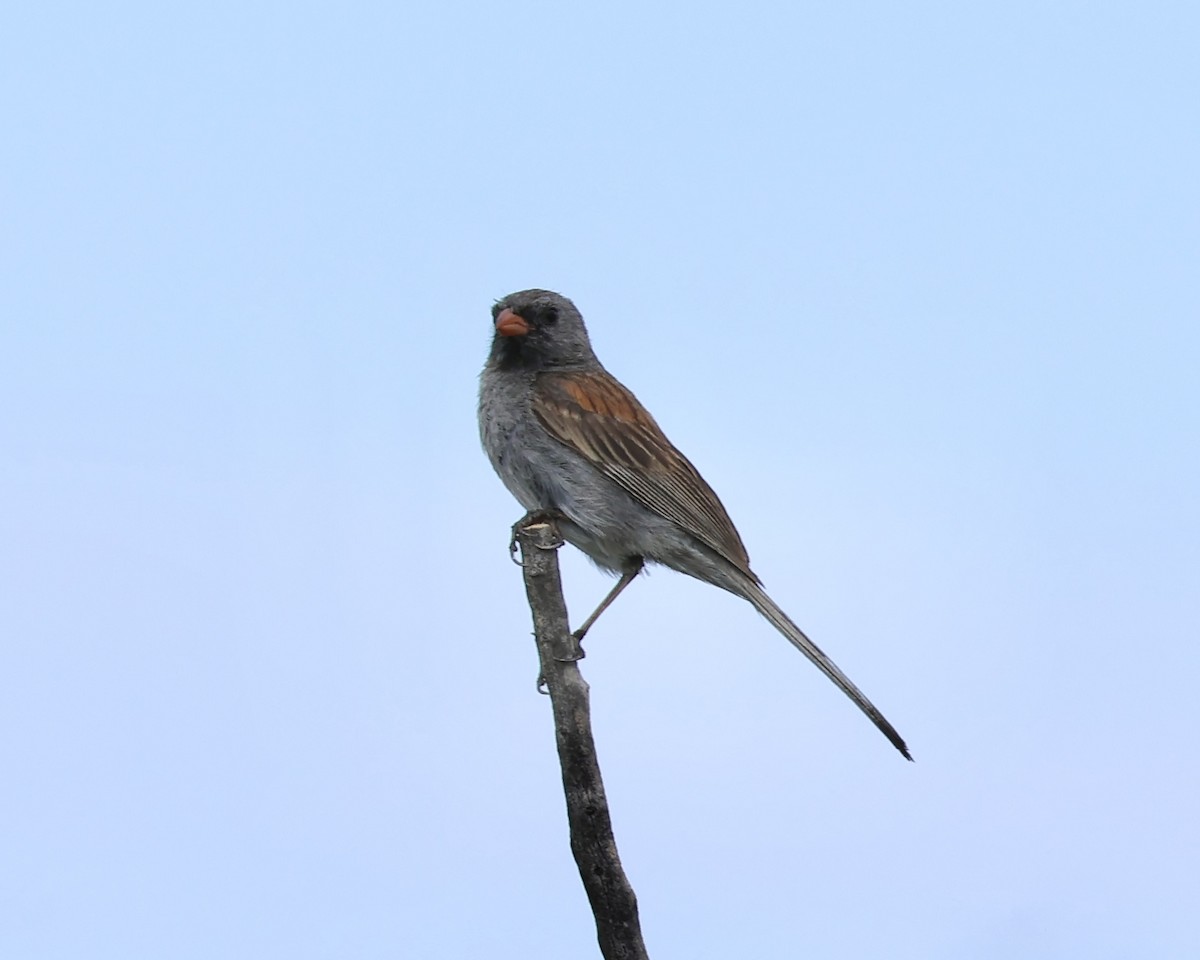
[488,289,598,371]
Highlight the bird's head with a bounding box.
[488,289,597,370]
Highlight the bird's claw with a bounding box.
[534,641,585,694]
[509,510,565,562]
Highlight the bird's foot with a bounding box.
[534,642,586,695]
[509,510,565,564]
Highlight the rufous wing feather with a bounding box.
[533,370,755,578]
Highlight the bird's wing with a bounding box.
[533,369,754,577]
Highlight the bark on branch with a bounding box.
[514,521,649,960]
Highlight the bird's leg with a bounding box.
[509,510,565,564]
[520,538,640,694]
[537,564,640,693]
[571,558,644,643]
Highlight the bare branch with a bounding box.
[514,521,650,960]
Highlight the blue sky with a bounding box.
[2,2,1198,957]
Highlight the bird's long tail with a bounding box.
[740,580,912,761]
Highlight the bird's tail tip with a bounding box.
[742,580,914,762]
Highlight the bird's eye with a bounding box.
[541,306,559,325]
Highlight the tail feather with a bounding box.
[742,581,912,761]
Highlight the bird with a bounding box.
[478,288,911,760]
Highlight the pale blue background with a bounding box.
[3,3,1197,958]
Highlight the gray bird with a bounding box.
[478,288,911,760]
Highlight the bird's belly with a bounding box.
[480,391,660,573]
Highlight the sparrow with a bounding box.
[478,289,911,760]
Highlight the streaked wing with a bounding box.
[533,370,754,577]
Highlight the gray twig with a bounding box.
[514,521,650,960]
